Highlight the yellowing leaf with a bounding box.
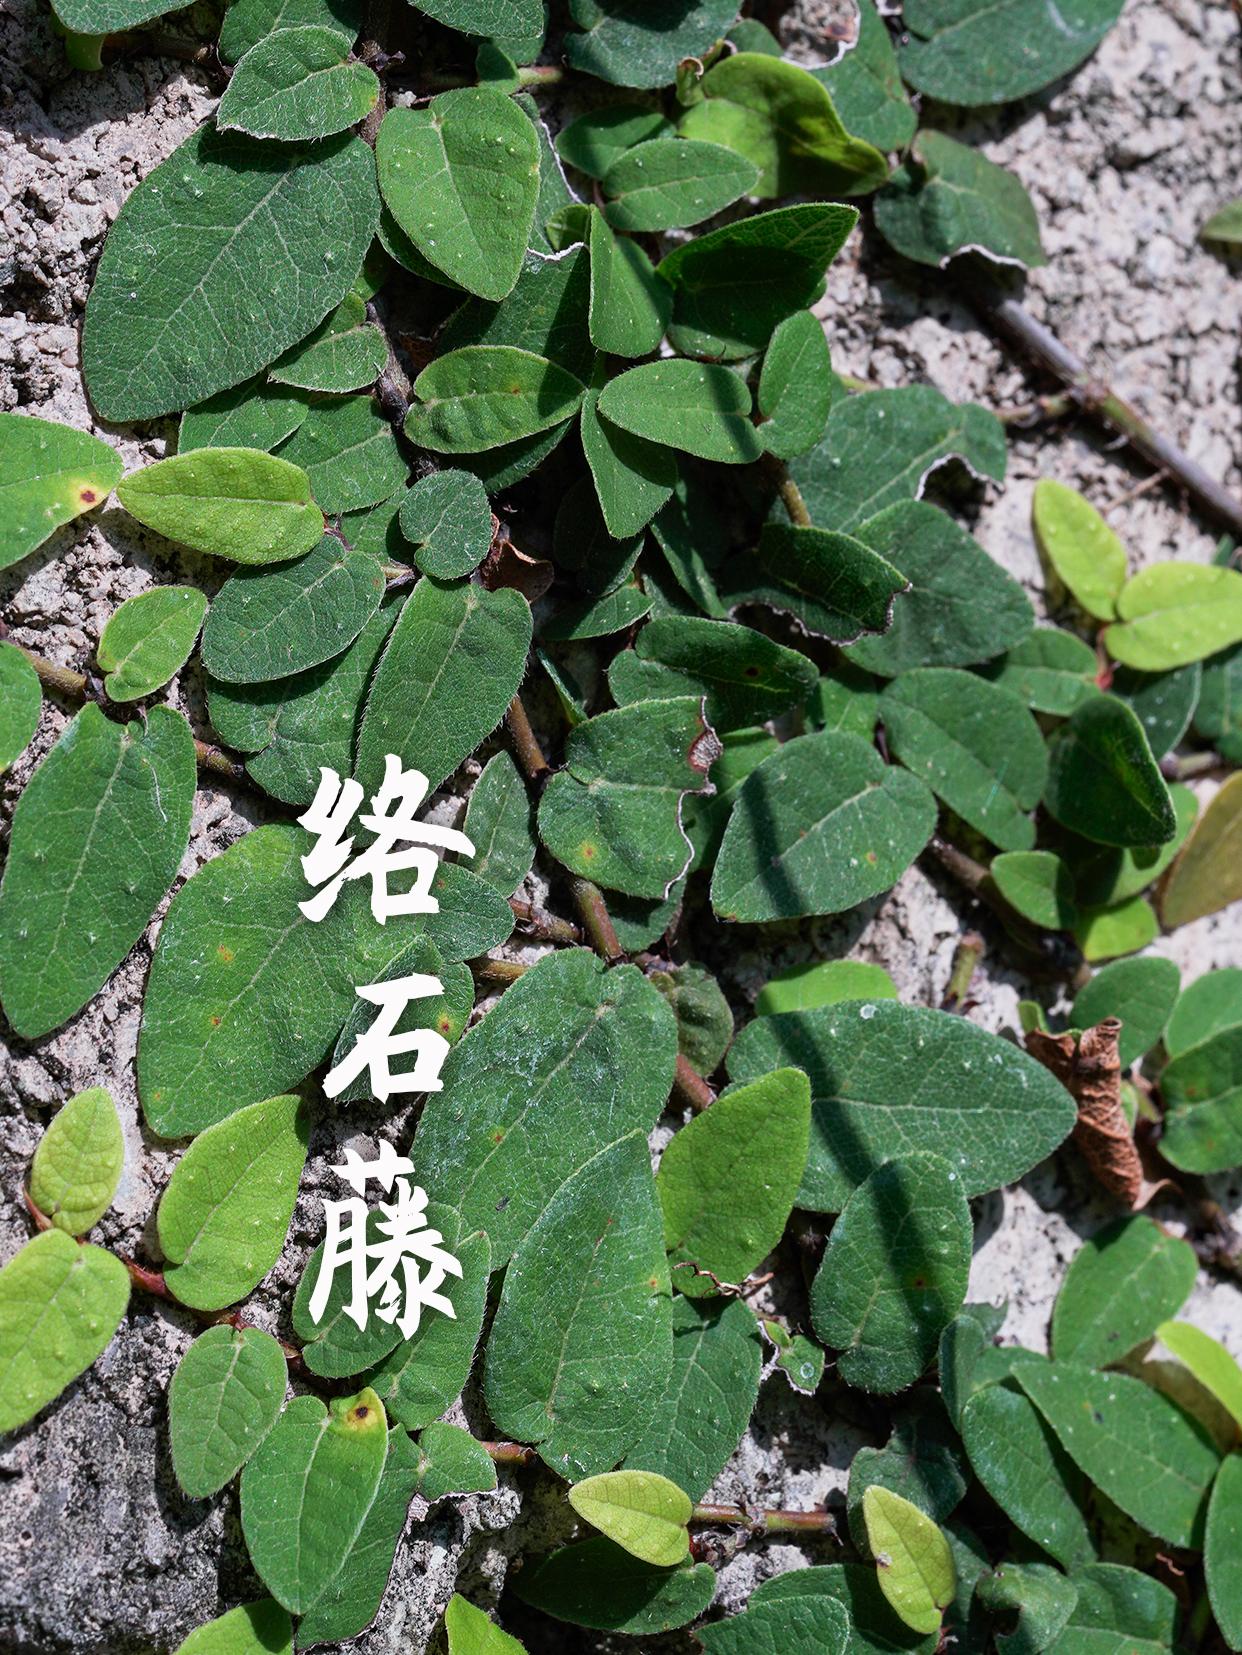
[1158,1321,1242,1431]
[1106,562,1242,671]
[862,1485,956,1636]
[29,1086,124,1236]
[118,448,324,564]
[0,411,121,572]
[568,1469,692,1566]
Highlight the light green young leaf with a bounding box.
[1161,771,1242,929]
[1207,1453,1242,1652]
[1052,1216,1197,1369]
[444,1593,528,1655]
[485,1132,673,1479]
[755,960,897,1017]
[810,0,915,152]
[1018,1361,1220,1547]
[1075,895,1157,961]
[398,468,493,578]
[1044,695,1176,849]
[960,1383,1093,1570]
[180,379,313,454]
[1106,562,1242,671]
[0,1228,130,1433]
[268,293,386,394]
[172,1599,292,1655]
[83,128,378,421]
[601,138,758,232]
[1160,1022,1242,1174]
[1157,1322,1242,1432]
[0,643,41,772]
[757,310,835,460]
[1203,200,1242,247]
[711,731,937,924]
[659,1069,810,1296]
[118,449,323,565]
[1166,967,1242,1057]
[462,751,536,897]
[0,704,195,1041]
[724,522,908,643]
[158,1095,310,1310]
[218,0,360,60]
[355,575,531,795]
[415,949,677,1263]
[875,132,1045,269]
[216,25,378,140]
[990,851,1077,931]
[0,411,121,570]
[810,1152,972,1394]
[569,1470,691,1566]
[1032,482,1127,623]
[376,92,540,301]
[898,0,1125,106]
[98,586,207,702]
[1071,956,1181,1069]
[679,53,888,198]
[556,103,672,178]
[29,1087,124,1236]
[862,1486,956,1637]
[239,1388,389,1613]
[404,346,585,452]
[728,999,1076,1212]
[276,395,407,515]
[564,0,739,89]
[169,1324,287,1498]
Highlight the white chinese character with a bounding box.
[309,1146,463,1338]
[323,972,450,1102]
[296,756,475,924]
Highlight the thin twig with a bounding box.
[509,897,582,946]
[761,452,812,527]
[505,694,551,784]
[102,31,230,82]
[942,930,984,1012]
[690,1502,838,1537]
[471,957,530,986]
[672,1052,716,1112]
[568,878,625,965]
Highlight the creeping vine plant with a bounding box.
[4,0,1242,1652]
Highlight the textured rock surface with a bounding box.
[3,0,1242,1650]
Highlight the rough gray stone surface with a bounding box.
[3,0,1242,1650]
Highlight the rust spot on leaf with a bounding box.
[217,944,234,963]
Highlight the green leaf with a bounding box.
[679,53,888,198]
[1166,967,1242,1057]
[755,959,897,1017]
[1044,695,1175,849]
[1060,1563,1178,1655]
[276,394,407,515]
[180,379,313,454]
[364,1230,490,1430]
[513,1537,716,1633]
[880,669,1047,852]
[239,1388,389,1613]
[118,449,323,565]
[876,132,1045,269]
[808,662,882,740]
[898,0,1125,106]
[485,1132,672,1479]
[1157,1322,1242,1432]
[207,597,398,807]
[1071,957,1181,1069]
[168,1324,287,1498]
[292,1207,407,1378]
[355,575,531,796]
[1105,561,1242,671]
[557,103,672,177]
[1110,661,1201,760]
[29,1087,124,1236]
[138,823,410,1137]
[1161,772,1242,928]
[1203,200,1242,247]
[609,615,816,731]
[845,503,1032,676]
[988,628,1099,717]
[991,851,1077,931]
[977,1561,1078,1655]
[1208,1454,1242,1651]
[97,586,207,703]
[1066,780,1197,909]
[586,207,672,357]
[217,25,377,140]
[413,0,542,34]
[764,1321,826,1395]
[1072,894,1159,965]
[602,138,758,232]
[711,731,937,924]
[438,246,594,380]
[581,387,678,540]
[623,1296,761,1501]
[846,1395,968,1548]
[376,92,540,301]
[0,704,195,1040]
[569,1470,691,1566]
[1053,1218,1198,1370]
[296,1426,422,1647]
[724,522,908,643]
[1160,1022,1242,1174]
[219,0,360,61]
[0,412,121,570]
[0,1228,129,1433]
[597,360,760,465]
[415,948,677,1262]
[172,1599,292,1655]
[542,581,653,641]
[659,1068,810,1296]
[405,346,585,452]
[444,1594,528,1655]
[268,294,386,394]
[158,1095,309,1310]
[564,0,739,90]
[791,387,1006,534]
[658,203,857,360]
[862,1487,955,1637]
[810,1152,972,1393]
[757,310,835,460]
[415,1421,497,1501]
[960,1382,1093,1571]
[83,127,378,421]
[398,468,492,579]
[649,962,733,1075]
[698,1595,851,1655]
[728,999,1076,1212]
[810,0,915,152]
[0,643,41,772]
[751,1563,936,1655]
[538,697,718,899]
[1018,1361,1220,1547]
[201,537,384,685]
[1194,642,1242,762]
[461,751,535,897]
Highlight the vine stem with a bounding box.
[760,453,812,527]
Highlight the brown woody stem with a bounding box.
[673,1052,716,1113]
[471,957,530,986]
[568,878,625,965]
[689,1502,838,1537]
[505,693,551,783]
[509,897,582,946]
[761,453,812,527]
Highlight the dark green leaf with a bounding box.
[752,1563,935,1655]
[757,310,836,460]
[1071,957,1180,1069]
[649,962,733,1075]
[602,137,758,231]
[179,379,313,454]
[1193,642,1242,762]
[0,643,41,771]
[219,0,360,61]
[404,346,585,452]
[269,294,386,395]
[810,0,915,152]
[172,1599,292,1655]
[556,103,672,178]
[1166,967,1242,1057]
[1110,662,1201,760]
[216,26,378,141]
[277,395,407,515]
[976,1562,1077,1655]
[1161,1023,1242,1174]
[1073,894,1158,963]
[438,247,595,381]
[609,615,816,730]
[697,1594,850,1655]
[169,1324,287,1497]
[587,208,674,357]
[461,751,535,897]
[513,1537,716,1633]
[1051,1217,1197,1368]
[1060,1563,1178,1655]
[564,0,740,90]
[398,469,492,578]
[415,1420,498,1500]
[755,959,897,1016]
[598,360,759,464]
[960,1382,1094,1570]
[987,628,1099,717]
[542,581,653,641]
[581,387,678,539]
[898,0,1126,106]
[1044,696,1176,849]
[875,132,1045,269]
[846,1395,969,1547]
[1207,1453,1242,1650]
[723,522,908,643]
